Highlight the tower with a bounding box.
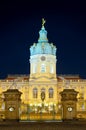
[29,19,58,112]
[30,19,57,79]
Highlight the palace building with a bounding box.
[0,19,86,119]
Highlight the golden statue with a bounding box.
[42,18,46,27]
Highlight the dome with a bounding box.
[30,19,57,56]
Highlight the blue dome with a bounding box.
[30,23,57,56]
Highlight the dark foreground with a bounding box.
[0,120,86,130]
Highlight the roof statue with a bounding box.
[42,18,46,27]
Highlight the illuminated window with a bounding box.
[33,88,38,98]
[81,104,85,110]
[41,64,46,72]
[33,64,37,73]
[50,64,54,73]
[49,88,53,98]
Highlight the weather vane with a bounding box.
[42,18,46,27]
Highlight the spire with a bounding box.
[38,18,48,43]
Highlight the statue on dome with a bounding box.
[42,18,46,27]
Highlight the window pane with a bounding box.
[33,88,38,98]
[41,64,46,72]
[49,88,53,98]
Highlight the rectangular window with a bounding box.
[41,64,46,72]
[49,88,53,98]
[33,93,37,98]
[33,88,38,98]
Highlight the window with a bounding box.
[50,64,54,73]
[33,88,38,98]
[33,64,37,73]
[49,88,54,98]
[41,64,46,72]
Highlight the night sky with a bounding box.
[0,1,86,79]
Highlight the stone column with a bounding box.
[3,89,22,121]
[60,89,78,120]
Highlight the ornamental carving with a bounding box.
[60,89,78,101]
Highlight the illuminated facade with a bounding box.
[0,19,86,119]
[29,18,57,111]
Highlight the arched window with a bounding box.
[41,64,46,72]
[49,88,54,98]
[33,88,38,98]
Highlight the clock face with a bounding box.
[9,107,15,112]
[41,56,46,61]
[68,107,72,112]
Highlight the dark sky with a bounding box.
[0,1,86,79]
